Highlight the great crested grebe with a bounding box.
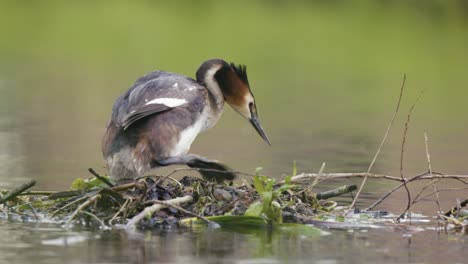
[102,59,270,182]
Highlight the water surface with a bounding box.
[1,1,468,263]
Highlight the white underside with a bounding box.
[169,107,214,157]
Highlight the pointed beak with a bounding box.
[249,114,271,145]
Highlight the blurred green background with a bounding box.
[1,0,468,191]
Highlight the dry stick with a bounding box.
[111,182,140,192]
[18,191,57,196]
[453,178,468,185]
[396,89,426,222]
[47,190,82,200]
[125,195,193,229]
[364,172,430,211]
[145,199,215,225]
[51,195,90,217]
[313,162,327,186]
[397,132,441,216]
[350,75,406,210]
[414,187,468,205]
[88,168,114,188]
[456,199,462,218]
[81,211,111,230]
[444,198,468,217]
[65,194,101,228]
[407,179,441,210]
[289,172,468,184]
[293,162,327,196]
[0,180,36,205]
[290,172,404,183]
[424,131,442,212]
[316,185,357,200]
[109,198,131,226]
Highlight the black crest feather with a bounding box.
[230,63,249,85]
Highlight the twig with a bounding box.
[444,198,468,217]
[396,89,426,222]
[365,171,430,211]
[287,172,468,184]
[316,185,357,200]
[51,195,90,217]
[402,131,441,212]
[351,74,406,209]
[293,162,327,196]
[424,132,433,175]
[17,191,57,196]
[125,195,193,229]
[109,198,131,226]
[145,199,215,225]
[414,187,468,204]
[424,131,441,212]
[410,179,440,205]
[394,132,441,217]
[453,178,468,185]
[111,182,141,192]
[0,180,36,205]
[81,211,111,230]
[312,162,327,186]
[88,168,115,188]
[65,194,101,228]
[47,190,82,200]
[288,172,402,183]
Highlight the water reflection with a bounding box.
[0,79,27,186]
[1,222,467,264]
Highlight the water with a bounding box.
[1,1,468,263]
[0,222,467,264]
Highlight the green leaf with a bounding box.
[179,215,323,237]
[179,215,269,229]
[244,201,263,217]
[261,191,273,214]
[253,175,266,194]
[284,175,293,185]
[70,176,114,191]
[274,183,293,196]
[70,178,87,191]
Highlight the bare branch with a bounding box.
[0,180,36,205]
[396,88,426,222]
[350,75,406,209]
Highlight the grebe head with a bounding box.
[196,59,270,145]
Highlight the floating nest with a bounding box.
[0,168,466,232]
[0,168,358,230]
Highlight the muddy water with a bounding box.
[1,1,468,263]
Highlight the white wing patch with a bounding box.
[145,98,188,107]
